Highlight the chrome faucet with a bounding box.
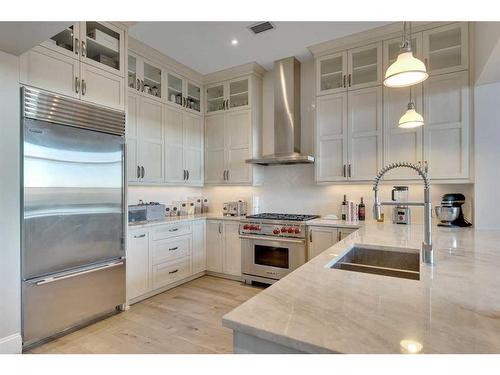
[373,162,434,265]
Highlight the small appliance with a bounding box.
[435,193,472,227]
[223,201,248,217]
[128,202,166,222]
[392,186,411,225]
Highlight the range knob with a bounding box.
[243,224,250,230]
[255,225,261,231]
[249,225,256,230]
[273,228,280,235]
[287,227,294,234]
[281,227,287,233]
[294,228,301,234]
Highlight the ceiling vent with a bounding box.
[248,22,275,35]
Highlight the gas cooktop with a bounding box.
[245,213,320,222]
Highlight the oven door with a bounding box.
[240,235,307,280]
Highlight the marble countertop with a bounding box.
[222,222,500,353]
[307,218,363,229]
[128,213,242,228]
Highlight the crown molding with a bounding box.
[203,62,267,84]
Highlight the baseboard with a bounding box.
[0,333,22,354]
[205,271,242,282]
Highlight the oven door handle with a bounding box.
[239,235,306,244]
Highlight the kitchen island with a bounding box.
[222,223,500,353]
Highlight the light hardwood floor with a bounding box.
[28,276,262,354]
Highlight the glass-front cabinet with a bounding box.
[128,53,163,100]
[42,22,125,77]
[166,73,202,113]
[316,52,347,95]
[384,35,422,71]
[348,42,382,90]
[423,23,468,75]
[205,76,251,114]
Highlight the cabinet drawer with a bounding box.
[152,236,191,265]
[152,258,191,289]
[152,222,192,241]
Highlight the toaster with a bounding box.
[128,202,166,222]
[223,201,247,217]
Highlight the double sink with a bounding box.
[328,244,420,280]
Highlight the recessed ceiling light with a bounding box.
[231,39,238,46]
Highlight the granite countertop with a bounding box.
[222,222,500,353]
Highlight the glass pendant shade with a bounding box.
[399,102,424,128]
[384,51,428,87]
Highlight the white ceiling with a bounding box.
[129,22,390,74]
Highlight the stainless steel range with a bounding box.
[240,213,319,285]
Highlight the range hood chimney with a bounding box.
[246,57,314,165]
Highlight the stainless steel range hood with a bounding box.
[246,57,314,166]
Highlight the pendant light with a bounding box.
[384,22,428,88]
[398,87,424,128]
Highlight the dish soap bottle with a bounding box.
[341,195,347,221]
[359,197,365,221]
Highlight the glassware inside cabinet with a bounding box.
[320,55,344,91]
[229,79,248,109]
[144,62,162,99]
[207,84,225,112]
[187,83,201,112]
[85,22,121,71]
[168,73,183,106]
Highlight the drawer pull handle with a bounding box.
[134,234,146,238]
[169,247,179,251]
[169,269,179,274]
[169,228,179,232]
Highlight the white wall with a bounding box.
[0,50,22,353]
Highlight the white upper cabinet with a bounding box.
[348,42,382,90]
[81,22,125,77]
[316,42,381,95]
[80,62,125,110]
[423,23,468,76]
[205,113,226,184]
[41,23,81,59]
[383,34,423,71]
[206,76,251,114]
[315,92,348,182]
[166,72,202,114]
[128,53,163,101]
[347,86,383,180]
[423,70,469,180]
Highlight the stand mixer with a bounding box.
[435,193,472,227]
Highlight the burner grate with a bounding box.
[246,213,320,221]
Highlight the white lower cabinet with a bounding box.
[192,220,206,274]
[153,258,191,289]
[127,229,150,301]
[308,226,339,260]
[222,222,242,277]
[339,228,356,240]
[206,220,223,273]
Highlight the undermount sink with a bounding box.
[328,244,420,280]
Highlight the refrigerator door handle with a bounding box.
[33,260,124,286]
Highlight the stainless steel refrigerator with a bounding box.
[21,87,126,348]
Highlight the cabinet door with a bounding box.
[164,106,185,183]
[383,34,422,71]
[186,80,202,113]
[138,97,164,182]
[192,220,206,275]
[183,112,203,185]
[223,222,242,277]
[423,71,469,179]
[127,230,150,300]
[81,21,125,77]
[127,92,140,182]
[339,228,356,240]
[128,53,141,92]
[315,93,348,182]
[308,226,339,260]
[206,220,223,273]
[316,52,347,96]
[423,23,468,76]
[205,114,226,184]
[348,86,383,181]
[206,82,226,114]
[166,72,184,108]
[348,42,382,90]
[142,58,163,100]
[80,62,125,110]
[20,46,79,99]
[383,85,423,180]
[226,110,252,184]
[228,77,250,111]
[41,24,81,59]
